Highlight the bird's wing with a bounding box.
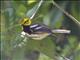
[30,24,52,34]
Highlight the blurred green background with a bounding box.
[1,0,80,60]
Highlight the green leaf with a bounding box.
[26,37,56,58]
[16,4,27,17]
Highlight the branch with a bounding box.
[30,0,43,20]
[52,1,80,26]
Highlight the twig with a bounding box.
[52,1,80,26]
[30,0,43,20]
[55,52,71,60]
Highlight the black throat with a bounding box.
[22,25,32,34]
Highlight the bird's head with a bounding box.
[20,18,32,26]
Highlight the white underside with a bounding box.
[21,31,50,40]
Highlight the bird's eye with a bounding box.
[26,19,29,22]
[20,18,31,26]
[24,20,28,24]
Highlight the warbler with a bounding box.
[20,17,70,40]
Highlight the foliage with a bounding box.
[1,0,80,60]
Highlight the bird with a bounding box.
[20,17,71,40]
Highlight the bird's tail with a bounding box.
[50,29,71,53]
[52,29,71,34]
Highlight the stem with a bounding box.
[30,0,43,20]
[52,1,80,26]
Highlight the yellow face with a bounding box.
[20,18,32,26]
